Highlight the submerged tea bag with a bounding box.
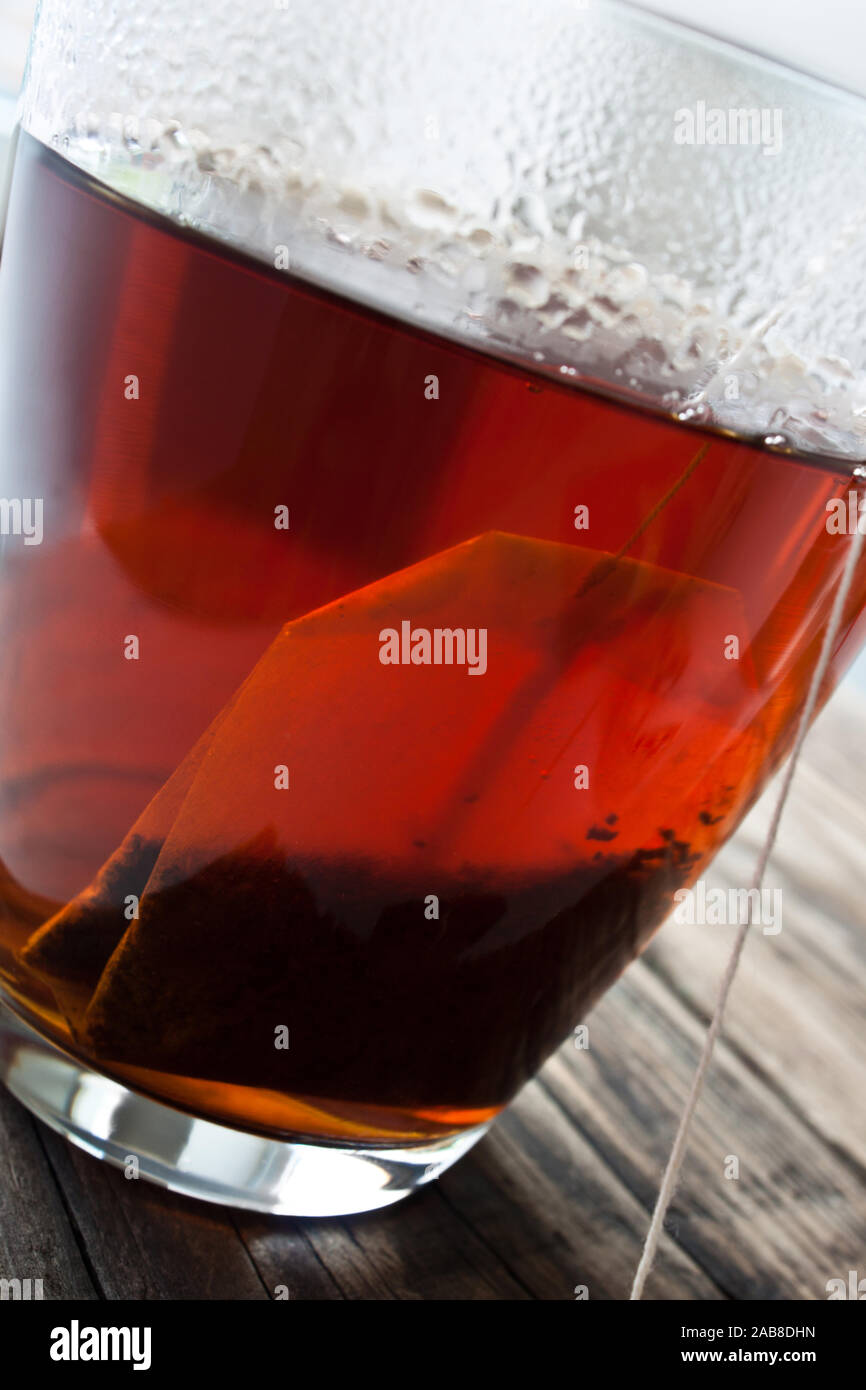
[21,682,247,1029]
[130,529,757,881]
[21,532,760,1096]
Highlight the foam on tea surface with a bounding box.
[19,0,866,456]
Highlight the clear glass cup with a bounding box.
[1,0,865,1215]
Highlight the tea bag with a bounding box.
[22,531,759,1087]
[21,681,246,1030]
[0,860,60,954]
[133,529,757,881]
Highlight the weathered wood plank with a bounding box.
[231,1217,347,1301]
[543,958,866,1299]
[238,1181,535,1301]
[36,1124,270,1300]
[434,1082,724,1300]
[0,1084,96,1299]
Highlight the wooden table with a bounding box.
[1,680,864,1301]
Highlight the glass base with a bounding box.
[0,1003,490,1215]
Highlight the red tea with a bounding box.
[1,132,864,1143]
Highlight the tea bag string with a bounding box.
[577,440,710,597]
[630,517,865,1300]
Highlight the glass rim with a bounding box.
[619,0,866,108]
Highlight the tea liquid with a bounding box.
[1,133,864,1141]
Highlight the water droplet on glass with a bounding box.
[407,189,458,233]
[676,404,710,425]
[505,262,548,308]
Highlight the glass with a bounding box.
[1,0,865,1215]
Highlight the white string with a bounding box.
[630,519,865,1300]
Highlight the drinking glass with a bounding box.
[1,0,865,1215]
